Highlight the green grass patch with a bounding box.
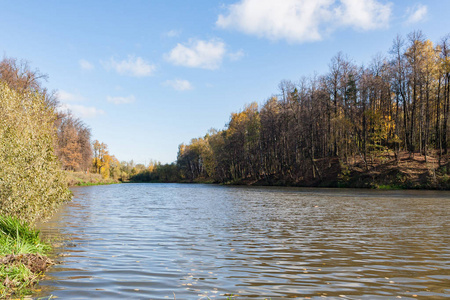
[0,215,51,298]
[374,184,404,190]
[75,181,120,186]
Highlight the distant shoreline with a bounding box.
[129,152,450,190]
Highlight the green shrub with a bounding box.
[0,82,72,223]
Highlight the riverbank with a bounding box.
[0,216,53,298]
[168,151,449,190]
[65,171,120,187]
[227,152,450,190]
[339,152,450,190]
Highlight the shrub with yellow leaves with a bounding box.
[0,82,72,223]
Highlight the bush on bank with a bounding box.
[0,82,72,223]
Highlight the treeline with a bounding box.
[136,31,450,186]
[129,161,179,183]
[0,57,127,221]
[0,57,94,174]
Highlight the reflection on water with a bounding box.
[36,184,450,299]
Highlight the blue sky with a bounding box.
[1,0,449,164]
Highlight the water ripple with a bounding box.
[36,184,450,299]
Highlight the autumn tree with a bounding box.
[92,140,118,179]
[55,111,92,171]
[0,57,58,108]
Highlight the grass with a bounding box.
[0,263,34,296]
[76,181,119,186]
[0,215,51,298]
[374,184,404,190]
[65,171,120,187]
[0,216,50,255]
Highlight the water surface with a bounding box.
[37,184,450,299]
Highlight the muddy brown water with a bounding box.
[36,183,450,299]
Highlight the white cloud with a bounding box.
[165,39,226,70]
[107,95,136,104]
[166,29,181,37]
[57,90,104,118]
[404,4,427,25]
[56,90,86,102]
[79,59,94,70]
[59,103,105,119]
[102,55,156,77]
[216,0,392,43]
[336,0,392,30]
[163,79,193,91]
[229,49,245,61]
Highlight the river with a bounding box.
[36,183,450,299]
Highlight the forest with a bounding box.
[135,31,450,189]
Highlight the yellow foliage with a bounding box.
[91,140,120,180]
[0,82,71,223]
